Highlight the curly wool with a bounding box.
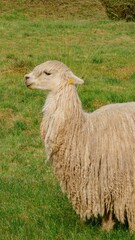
[41,82,135,229]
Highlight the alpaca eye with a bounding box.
[44,71,51,76]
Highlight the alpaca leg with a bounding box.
[102,214,114,231]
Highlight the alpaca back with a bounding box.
[79,102,135,220]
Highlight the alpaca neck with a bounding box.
[41,85,83,159]
[41,85,84,149]
[43,84,83,123]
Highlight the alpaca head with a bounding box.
[24,60,84,91]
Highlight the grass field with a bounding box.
[0,1,135,240]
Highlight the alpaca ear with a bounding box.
[68,73,84,85]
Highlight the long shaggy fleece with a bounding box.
[25,60,135,230]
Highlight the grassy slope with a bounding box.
[0,0,107,20]
[0,1,135,240]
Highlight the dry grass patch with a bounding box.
[0,0,107,20]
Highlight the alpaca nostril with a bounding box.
[25,75,30,81]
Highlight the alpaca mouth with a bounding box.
[26,82,33,88]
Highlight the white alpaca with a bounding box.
[25,60,135,231]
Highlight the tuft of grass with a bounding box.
[130,73,135,81]
[92,56,103,64]
[10,59,33,71]
[102,77,121,85]
[6,53,16,59]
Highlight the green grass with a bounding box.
[0,2,135,240]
